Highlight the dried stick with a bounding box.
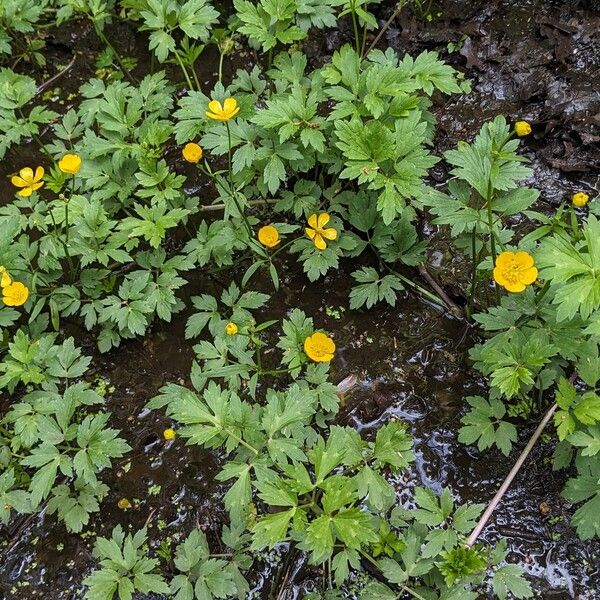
[466,402,558,547]
[418,265,462,317]
[363,2,405,58]
[37,56,77,95]
[199,198,278,212]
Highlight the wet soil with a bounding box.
[1,0,600,598]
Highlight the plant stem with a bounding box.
[359,551,427,600]
[96,28,135,84]
[466,401,558,547]
[174,50,195,91]
[225,122,255,240]
[191,60,202,91]
[485,177,501,304]
[226,428,259,455]
[485,178,497,266]
[218,51,225,83]
[382,262,449,310]
[468,226,478,317]
[64,176,76,279]
[350,5,361,55]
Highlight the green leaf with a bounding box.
[349,268,404,310]
[251,508,296,549]
[458,396,517,456]
[562,457,600,539]
[372,421,414,471]
[492,564,533,600]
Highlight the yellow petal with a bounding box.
[11,175,27,188]
[223,98,237,112]
[321,227,338,241]
[520,266,538,285]
[504,280,526,293]
[34,166,45,181]
[0,269,12,288]
[495,252,515,268]
[18,187,33,198]
[514,251,534,269]
[317,213,331,228]
[208,99,223,114]
[31,182,44,192]
[2,282,29,306]
[314,234,327,250]
[19,167,34,182]
[307,214,318,229]
[492,267,507,288]
[305,227,316,239]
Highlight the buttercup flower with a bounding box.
[58,153,82,175]
[2,282,29,306]
[0,267,11,288]
[258,225,280,248]
[117,498,132,510]
[206,98,240,121]
[163,428,176,441]
[305,213,338,250]
[11,167,44,197]
[304,332,336,363]
[572,192,590,208]
[514,121,532,137]
[182,143,203,163]
[493,251,538,293]
[225,322,239,336]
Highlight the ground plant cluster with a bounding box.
[0,0,599,599]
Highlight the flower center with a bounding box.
[501,261,522,284]
[312,344,327,357]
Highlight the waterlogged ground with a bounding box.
[1,0,600,598]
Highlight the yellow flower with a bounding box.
[514,121,532,137]
[305,213,338,250]
[304,332,336,363]
[258,225,280,248]
[11,167,44,197]
[2,282,29,306]
[163,428,176,441]
[0,267,11,288]
[225,322,239,336]
[572,192,590,208]
[206,98,240,121]
[117,498,132,510]
[182,142,203,163]
[58,153,82,175]
[493,251,538,293]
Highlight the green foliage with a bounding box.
[0,68,58,158]
[0,3,553,597]
[234,0,306,52]
[562,455,600,539]
[124,0,220,62]
[433,115,600,549]
[1,374,130,530]
[170,528,250,599]
[538,215,600,321]
[83,526,170,600]
[458,396,517,456]
[0,0,49,63]
[349,267,404,309]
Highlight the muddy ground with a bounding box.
[1,0,600,598]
